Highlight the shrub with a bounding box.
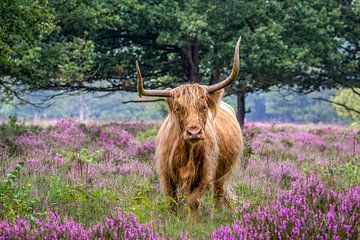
[0,162,38,221]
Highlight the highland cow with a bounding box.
[136,37,243,221]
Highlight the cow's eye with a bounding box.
[174,107,181,113]
[200,106,207,112]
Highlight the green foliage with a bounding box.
[136,128,158,143]
[127,182,169,223]
[356,131,360,141]
[0,0,55,102]
[233,182,272,207]
[308,156,360,190]
[354,0,360,14]
[333,88,360,126]
[0,162,38,221]
[0,0,55,67]
[47,176,118,224]
[78,148,101,164]
[323,157,359,188]
[126,182,237,238]
[1,114,40,134]
[38,37,96,83]
[2,115,24,137]
[0,0,97,102]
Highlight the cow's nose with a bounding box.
[186,127,203,139]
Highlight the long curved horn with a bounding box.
[136,61,171,97]
[206,36,241,93]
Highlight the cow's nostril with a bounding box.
[187,128,202,138]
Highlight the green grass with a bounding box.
[135,128,158,143]
[22,172,262,238]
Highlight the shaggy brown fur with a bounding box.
[155,84,243,220]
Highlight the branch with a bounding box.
[331,78,360,97]
[349,87,360,97]
[314,97,360,115]
[122,99,164,104]
[93,92,114,98]
[0,81,50,107]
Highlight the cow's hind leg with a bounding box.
[212,179,226,213]
[212,176,233,217]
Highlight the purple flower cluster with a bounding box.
[212,176,360,240]
[242,122,359,188]
[18,120,90,150]
[118,163,153,175]
[16,120,156,184]
[269,162,303,188]
[0,211,162,240]
[246,122,359,157]
[117,121,146,134]
[131,140,156,161]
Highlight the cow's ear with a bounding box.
[208,89,224,115]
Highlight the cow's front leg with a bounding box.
[159,171,178,212]
[187,180,209,223]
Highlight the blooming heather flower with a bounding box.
[0,211,163,240]
[211,175,360,239]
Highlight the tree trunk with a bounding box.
[181,39,201,83]
[236,91,246,128]
[209,68,221,85]
[209,45,221,85]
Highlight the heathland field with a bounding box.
[0,120,359,239]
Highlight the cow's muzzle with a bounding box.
[185,126,204,143]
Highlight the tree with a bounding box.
[0,0,54,102]
[332,88,360,125]
[0,0,96,104]
[1,0,359,126]
[226,0,360,126]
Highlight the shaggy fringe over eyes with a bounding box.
[169,84,223,116]
[170,84,208,106]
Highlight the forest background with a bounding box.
[1,0,359,124]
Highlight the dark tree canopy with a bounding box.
[1,0,359,123]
